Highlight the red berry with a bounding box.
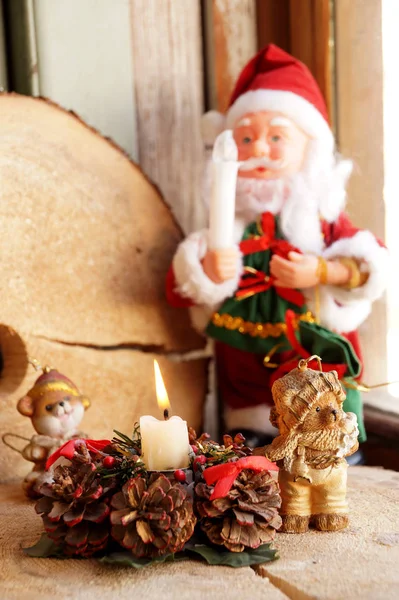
[194,455,207,467]
[174,469,186,482]
[190,444,198,454]
[103,456,116,468]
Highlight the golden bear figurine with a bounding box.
[256,356,359,533]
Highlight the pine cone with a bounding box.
[190,430,253,482]
[110,473,196,558]
[35,443,111,557]
[195,469,281,552]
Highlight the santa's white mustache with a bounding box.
[239,156,285,172]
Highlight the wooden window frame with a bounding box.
[257,1,395,434]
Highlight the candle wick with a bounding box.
[163,409,169,420]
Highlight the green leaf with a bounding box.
[100,552,152,568]
[113,430,135,445]
[100,551,187,568]
[23,535,278,569]
[23,533,64,558]
[185,543,278,568]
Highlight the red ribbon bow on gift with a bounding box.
[269,310,348,386]
[236,212,304,306]
[45,438,111,470]
[203,456,278,500]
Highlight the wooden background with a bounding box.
[0,0,390,414]
[1,0,333,234]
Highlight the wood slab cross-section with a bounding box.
[0,94,207,481]
[0,94,201,352]
[256,467,399,599]
[0,481,288,600]
[1,467,399,599]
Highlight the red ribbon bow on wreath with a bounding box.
[203,456,278,500]
[236,212,305,307]
[46,438,111,470]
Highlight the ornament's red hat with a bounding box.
[202,44,333,149]
[27,367,82,400]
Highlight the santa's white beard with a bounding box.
[234,177,286,221]
[235,173,325,254]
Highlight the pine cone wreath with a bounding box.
[35,443,112,557]
[110,473,196,558]
[195,469,282,552]
[189,429,252,479]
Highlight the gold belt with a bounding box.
[210,311,315,339]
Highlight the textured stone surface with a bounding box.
[257,466,399,600]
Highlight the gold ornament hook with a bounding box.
[298,355,323,372]
[28,357,52,373]
[2,432,30,454]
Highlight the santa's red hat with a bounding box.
[202,44,333,150]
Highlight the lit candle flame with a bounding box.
[154,360,170,418]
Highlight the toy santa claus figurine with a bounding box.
[166,45,388,454]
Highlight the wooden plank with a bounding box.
[335,0,386,390]
[256,0,290,52]
[312,0,332,120]
[256,0,332,121]
[289,0,332,120]
[0,1,8,89]
[2,0,39,95]
[289,0,313,69]
[130,0,205,233]
[381,1,399,399]
[204,0,258,112]
[257,467,399,599]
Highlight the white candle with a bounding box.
[140,415,190,471]
[139,360,190,471]
[209,130,239,250]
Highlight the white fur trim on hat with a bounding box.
[201,111,226,146]
[226,90,334,149]
[172,229,243,307]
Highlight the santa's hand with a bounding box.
[270,251,319,289]
[202,248,239,283]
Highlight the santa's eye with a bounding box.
[271,135,281,143]
[315,406,321,412]
[242,136,252,144]
[63,396,70,402]
[45,404,53,412]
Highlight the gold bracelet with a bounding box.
[316,256,328,285]
[338,257,363,289]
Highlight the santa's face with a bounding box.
[233,111,310,180]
